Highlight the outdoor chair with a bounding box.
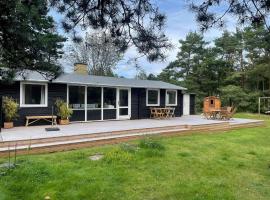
[156,109,165,119]
[203,111,214,119]
[150,107,157,118]
[168,107,175,118]
[220,107,237,120]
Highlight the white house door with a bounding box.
[117,88,131,119]
[183,94,190,115]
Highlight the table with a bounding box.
[150,107,175,119]
[204,109,221,120]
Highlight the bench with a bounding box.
[25,115,57,127]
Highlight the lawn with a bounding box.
[0,113,270,200]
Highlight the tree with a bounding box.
[68,32,122,76]
[190,0,270,32]
[0,0,66,81]
[50,0,172,61]
[159,26,270,112]
[135,69,148,80]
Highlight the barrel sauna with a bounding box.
[203,96,221,112]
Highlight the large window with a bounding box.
[87,87,101,109]
[103,88,116,109]
[166,90,177,106]
[68,86,85,109]
[146,89,160,106]
[20,82,48,107]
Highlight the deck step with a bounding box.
[0,125,187,148]
[0,128,189,152]
[0,120,265,156]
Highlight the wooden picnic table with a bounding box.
[204,109,221,120]
[204,107,236,120]
[150,107,175,119]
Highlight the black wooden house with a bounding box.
[0,64,195,127]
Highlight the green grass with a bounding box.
[0,113,270,200]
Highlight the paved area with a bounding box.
[0,115,263,142]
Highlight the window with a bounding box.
[20,82,48,107]
[87,87,101,109]
[103,87,116,109]
[68,86,85,109]
[146,89,160,106]
[166,90,177,106]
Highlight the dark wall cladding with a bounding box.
[87,110,101,121]
[103,109,116,120]
[1,81,190,126]
[70,110,85,122]
[0,81,67,126]
[131,88,184,119]
[190,94,196,115]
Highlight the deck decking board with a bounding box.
[0,116,264,156]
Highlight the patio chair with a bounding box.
[150,107,157,119]
[155,108,165,119]
[220,107,237,120]
[203,111,214,120]
[168,107,175,118]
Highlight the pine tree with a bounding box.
[0,0,66,81]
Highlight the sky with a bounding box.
[51,0,235,78]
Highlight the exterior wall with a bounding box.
[131,88,183,119]
[0,81,67,126]
[190,94,196,115]
[1,81,191,127]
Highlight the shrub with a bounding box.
[120,143,138,153]
[2,96,19,122]
[104,148,132,163]
[139,137,165,150]
[55,99,73,120]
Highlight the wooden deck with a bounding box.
[0,115,264,156]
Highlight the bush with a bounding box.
[55,99,73,120]
[103,148,133,163]
[120,143,138,153]
[220,85,261,112]
[2,96,19,122]
[139,137,165,150]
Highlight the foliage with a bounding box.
[190,0,270,32]
[158,25,270,112]
[0,0,66,81]
[50,0,171,62]
[67,32,123,76]
[120,143,138,153]
[55,99,73,120]
[103,148,133,163]
[220,85,260,112]
[2,96,19,122]
[139,137,165,151]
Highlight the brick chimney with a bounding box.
[74,63,88,75]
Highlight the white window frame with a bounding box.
[166,90,178,106]
[20,82,48,107]
[146,89,160,106]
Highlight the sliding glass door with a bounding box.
[68,86,85,121]
[87,87,102,120]
[103,87,117,120]
[68,85,131,121]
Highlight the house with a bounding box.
[0,64,195,127]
